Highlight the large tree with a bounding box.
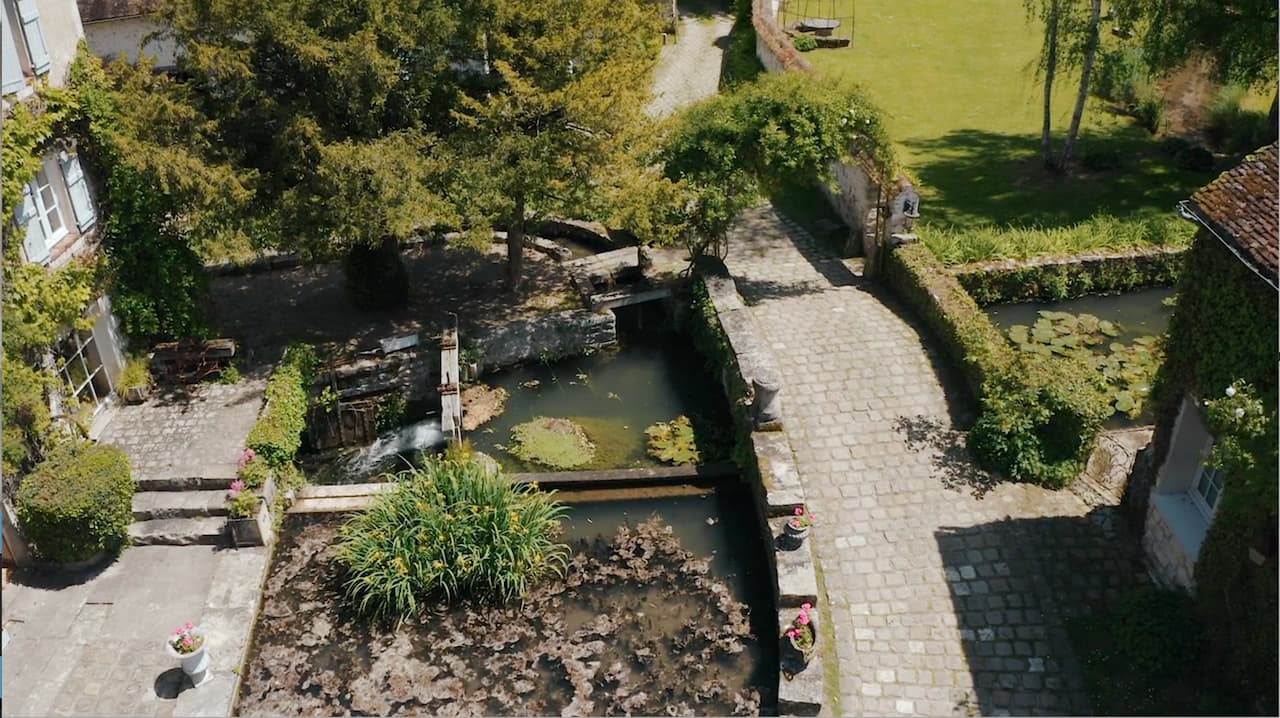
[446,0,661,292]
[1026,0,1103,170]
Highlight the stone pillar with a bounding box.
[753,370,783,430]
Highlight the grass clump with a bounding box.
[508,417,596,470]
[922,214,1192,266]
[335,458,570,625]
[116,354,152,396]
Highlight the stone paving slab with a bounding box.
[725,206,1148,716]
[94,379,267,485]
[2,545,270,718]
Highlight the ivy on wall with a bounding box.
[1153,235,1279,713]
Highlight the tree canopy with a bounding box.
[1114,0,1278,88]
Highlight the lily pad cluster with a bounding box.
[508,417,596,469]
[645,415,701,465]
[1006,310,1164,418]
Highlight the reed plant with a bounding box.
[335,457,569,625]
[922,214,1191,266]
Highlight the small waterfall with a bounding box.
[344,418,446,478]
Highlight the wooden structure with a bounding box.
[150,338,236,383]
[440,323,463,445]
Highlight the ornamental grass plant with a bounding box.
[335,457,570,625]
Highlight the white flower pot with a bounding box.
[165,627,212,686]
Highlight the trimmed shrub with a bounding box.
[245,343,317,467]
[884,241,1112,487]
[16,442,133,563]
[335,458,570,624]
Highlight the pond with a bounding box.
[307,304,732,483]
[983,287,1174,342]
[984,287,1175,426]
[236,483,778,716]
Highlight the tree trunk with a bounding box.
[506,194,525,293]
[1061,0,1102,168]
[1040,2,1061,170]
[1268,91,1278,143]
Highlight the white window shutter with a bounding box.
[14,0,48,75]
[2,6,24,94]
[19,184,50,264]
[59,154,96,230]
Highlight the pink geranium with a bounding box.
[229,479,245,496]
[237,448,256,469]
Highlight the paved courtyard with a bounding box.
[725,206,1148,716]
[93,377,267,485]
[2,545,269,717]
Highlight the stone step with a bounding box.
[129,517,225,546]
[134,473,238,493]
[132,490,230,521]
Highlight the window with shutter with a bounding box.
[1,4,25,94]
[59,154,97,231]
[19,184,50,264]
[14,0,47,75]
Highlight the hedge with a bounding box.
[245,343,318,467]
[16,442,133,563]
[884,241,1111,488]
[953,247,1187,305]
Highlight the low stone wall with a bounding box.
[950,246,1187,305]
[474,308,617,373]
[694,269,824,715]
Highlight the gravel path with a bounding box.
[647,12,733,118]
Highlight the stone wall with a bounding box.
[697,270,823,715]
[950,246,1188,305]
[473,309,616,373]
[1142,499,1196,590]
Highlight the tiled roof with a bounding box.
[1187,142,1279,286]
[77,0,157,22]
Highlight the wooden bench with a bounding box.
[151,338,237,383]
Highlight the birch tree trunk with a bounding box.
[1061,0,1103,168]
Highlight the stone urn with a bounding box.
[165,627,212,686]
[783,612,818,672]
[784,517,810,543]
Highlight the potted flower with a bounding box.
[784,506,811,542]
[166,622,212,686]
[226,480,265,546]
[116,355,153,405]
[784,603,817,668]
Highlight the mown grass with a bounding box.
[779,0,1220,231]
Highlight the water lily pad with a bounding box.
[508,417,596,469]
[1098,320,1121,337]
[644,416,700,466]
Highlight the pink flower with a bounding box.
[794,507,804,516]
[238,448,256,469]
[172,628,182,636]
[786,628,798,639]
[185,622,194,631]
[182,636,193,646]
[797,614,810,625]
[801,602,812,610]
[229,479,245,496]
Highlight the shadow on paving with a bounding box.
[893,414,996,498]
[936,508,1149,716]
[205,242,575,369]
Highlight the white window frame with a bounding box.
[57,328,114,417]
[1189,462,1225,520]
[30,167,68,247]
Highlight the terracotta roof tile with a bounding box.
[1188,142,1279,285]
[77,0,157,23]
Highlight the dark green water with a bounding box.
[984,286,1175,341]
[468,305,732,472]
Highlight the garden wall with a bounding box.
[950,246,1187,305]
[691,265,824,716]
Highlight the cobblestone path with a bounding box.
[725,206,1148,716]
[647,11,732,118]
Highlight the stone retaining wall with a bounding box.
[698,271,824,715]
[950,245,1187,305]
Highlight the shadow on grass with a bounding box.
[902,128,1220,229]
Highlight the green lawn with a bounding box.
[785,0,1220,230]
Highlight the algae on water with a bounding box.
[508,417,597,470]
